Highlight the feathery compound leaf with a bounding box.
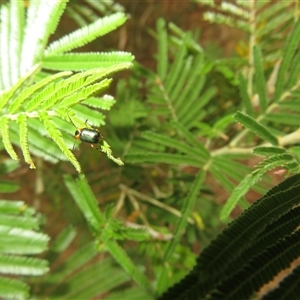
[126,152,203,167]
[39,111,81,172]
[0,116,18,161]
[238,72,254,116]
[0,64,40,111]
[64,174,105,231]
[100,140,124,166]
[9,70,72,114]
[0,254,48,276]
[234,111,278,145]
[220,153,296,220]
[157,18,168,80]
[0,226,49,255]
[253,45,267,112]
[56,78,112,109]
[9,1,24,86]
[84,95,115,110]
[0,276,29,299]
[20,1,67,75]
[164,170,205,260]
[45,12,127,55]
[17,114,35,169]
[274,17,300,100]
[42,52,134,71]
[101,238,153,295]
[253,146,286,156]
[141,131,209,164]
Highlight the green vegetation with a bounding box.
[1,0,300,299]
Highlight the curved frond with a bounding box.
[17,113,35,169]
[9,70,72,114]
[42,52,134,71]
[0,199,49,299]
[45,12,127,55]
[38,111,81,172]
[20,1,67,75]
[0,116,18,161]
[158,174,300,300]
[0,276,29,300]
[221,153,297,220]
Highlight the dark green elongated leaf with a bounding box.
[0,276,29,299]
[238,72,254,116]
[256,1,291,24]
[50,225,76,253]
[164,170,205,260]
[234,111,278,145]
[173,55,204,111]
[42,52,134,70]
[157,18,168,80]
[125,152,203,167]
[210,163,235,193]
[0,160,19,175]
[212,229,300,300]
[264,113,300,126]
[182,86,217,128]
[45,242,98,285]
[286,51,300,89]
[261,264,300,300]
[253,146,286,156]
[168,22,203,53]
[253,45,267,112]
[159,174,300,300]
[176,76,206,121]
[168,55,193,101]
[64,260,131,299]
[63,174,104,231]
[165,38,188,93]
[278,100,300,111]
[256,10,292,38]
[0,181,19,193]
[105,286,153,300]
[102,237,153,295]
[274,17,300,100]
[171,122,211,157]
[221,154,296,220]
[141,131,209,163]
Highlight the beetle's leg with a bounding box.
[91,144,103,152]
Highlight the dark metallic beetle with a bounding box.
[69,114,102,148]
[75,127,102,145]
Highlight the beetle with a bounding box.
[68,114,103,149]
[74,126,102,146]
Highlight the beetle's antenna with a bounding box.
[67,110,77,128]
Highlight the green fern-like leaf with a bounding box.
[0,116,18,161]
[45,12,127,55]
[0,199,49,299]
[17,113,35,169]
[42,52,134,71]
[220,153,297,220]
[39,111,81,172]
